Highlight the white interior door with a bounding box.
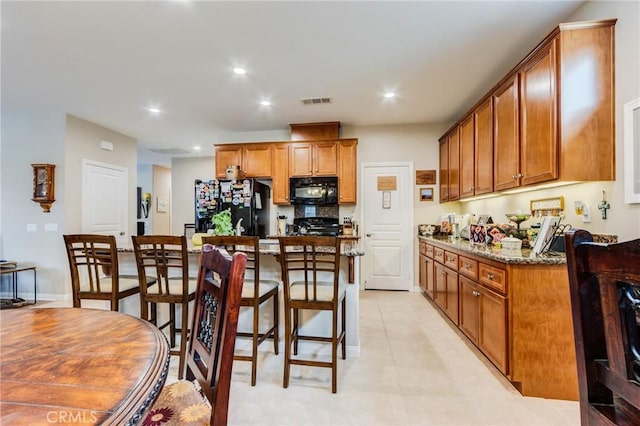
[361,162,413,290]
[82,160,129,247]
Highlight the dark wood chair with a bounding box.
[142,244,247,426]
[565,229,640,425]
[63,234,155,311]
[278,236,346,393]
[131,235,197,380]
[202,235,279,386]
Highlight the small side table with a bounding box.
[0,263,37,304]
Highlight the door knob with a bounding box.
[366,233,372,237]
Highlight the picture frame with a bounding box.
[419,187,434,202]
[624,97,640,203]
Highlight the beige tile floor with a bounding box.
[162,290,580,426]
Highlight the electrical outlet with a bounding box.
[26,224,37,232]
[582,204,592,223]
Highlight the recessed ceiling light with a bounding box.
[193,145,201,151]
[383,92,396,99]
[260,100,271,106]
[233,67,247,75]
[147,107,161,113]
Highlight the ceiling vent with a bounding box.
[301,97,332,105]
[149,148,192,155]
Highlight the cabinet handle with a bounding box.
[487,273,494,280]
[472,290,480,297]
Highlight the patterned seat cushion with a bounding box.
[143,380,210,426]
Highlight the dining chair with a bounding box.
[131,235,197,380]
[202,235,279,386]
[142,244,247,426]
[278,236,346,393]
[63,234,155,311]
[565,229,640,425]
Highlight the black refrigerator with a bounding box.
[194,179,270,238]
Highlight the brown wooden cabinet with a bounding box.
[214,144,272,178]
[440,19,615,201]
[439,138,450,201]
[418,236,578,400]
[418,241,435,299]
[289,141,337,177]
[459,115,475,198]
[439,129,460,202]
[474,98,494,195]
[272,143,290,204]
[337,139,357,203]
[493,74,520,191]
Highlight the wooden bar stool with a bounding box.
[278,236,346,393]
[131,235,197,380]
[202,235,279,386]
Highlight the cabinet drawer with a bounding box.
[425,244,434,258]
[479,263,507,294]
[433,247,445,264]
[419,241,427,256]
[444,251,459,271]
[459,256,478,280]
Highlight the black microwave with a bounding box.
[289,177,338,205]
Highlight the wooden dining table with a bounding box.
[0,307,170,425]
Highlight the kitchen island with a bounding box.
[117,237,364,357]
[417,235,581,401]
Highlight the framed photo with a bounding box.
[419,187,434,202]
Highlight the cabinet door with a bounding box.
[474,97,494,195]
[445,267,459,324]
[272,143,290,204]
[419,254,428,293]
[434,262,447,310]
[493,75,520,191]
[439,139,449,202]
[289,143,314,176]
[520,39,558,186]
[448,130,460,201]
[479,286,508,374]
[459,115,475,198]
[314,142,338,176]
[338,139,357,203]
[215,146,243,178]
[459,276,480,344]
[425,256,434,299]
[243,144,272,178]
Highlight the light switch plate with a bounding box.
[45,223,58,232]
[26,223,37,232]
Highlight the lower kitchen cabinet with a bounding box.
[418,236,578,401]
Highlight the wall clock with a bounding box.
[32,163,55,212]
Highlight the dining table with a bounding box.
[0,307,170,425]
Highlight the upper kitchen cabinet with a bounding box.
[289,141,338,177]
[459,114,476,198]
[215,143,273,178]
[440,128,460,202]
[272,143,290,204]
[441,19,616,201]
[290,122,340,141]
[338,139,358,203]
[493,74,521,191]
[474,97,494,195]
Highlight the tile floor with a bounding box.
[163,290,580,425]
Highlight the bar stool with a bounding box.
[202,235,279,386]
[63,234,156,311]
[278,236,346,393]
[131,235,197,379]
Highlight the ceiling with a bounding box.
[2,1,586,162]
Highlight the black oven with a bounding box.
[289,177,338,205]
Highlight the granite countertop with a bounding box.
[418,235,567,265]
[119,238,364,257]
[418,233,618,265]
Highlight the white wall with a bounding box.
[171,156,215,236]
[1,112,67,299]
